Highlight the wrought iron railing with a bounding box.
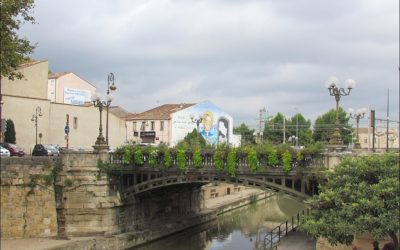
[263,208,310,250]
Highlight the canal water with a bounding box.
[132,195,305,250]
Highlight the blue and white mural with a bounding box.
[171,101,234,146]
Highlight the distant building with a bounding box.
[48,72,96,105]
[1,61,127,152]
[356,127,399,150]
[127,101,240,147]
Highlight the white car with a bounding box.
[0,146,10,157]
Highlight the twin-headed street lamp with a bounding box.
[325,76,356,149]
[92,73,117,150]
[31,106,43,145]
[348,108,367,149]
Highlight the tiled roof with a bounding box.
[48,72,70,79]
[109,106,133,119]
[128,103,195,120]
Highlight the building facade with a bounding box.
[127,101,239,147]
[48,72,96,105]
[1,61,127,153]
[357,127,399,150]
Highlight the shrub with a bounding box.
[193,148,203,168]
[177,148,186,171]
[247,148,258,171]
[163,148,172,168]
[134,148,144,165]
[282,151,293,173]
[227,149,237,177]
[268,149,279,166]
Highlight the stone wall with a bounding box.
[0,157,57,239]
[60,152,122,236]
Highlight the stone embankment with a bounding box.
[1,187,268,250]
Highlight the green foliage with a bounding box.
[296,151,304,162]
[148,148,158,167]
[233,123,255,145]
[193,148,203,168]
[264,112,286,144]
[134,148,144,165]
[4,119,16,143]
[282,151,292,173]
[287,113,313,145]
[64,178,73,187]
[177,148,186,171]
[267,149,279,166]
[301,154,400,248]
[122,147,131,164]
[214,147,225,171]
[1,0,36,80]
[247,147,258,171]
[163,148,172,168]
[177,129,206,149]
[313,108,352,145]
[227,149,237,177]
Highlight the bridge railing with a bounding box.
[109,151,325,172]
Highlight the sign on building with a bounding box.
[64,88,91,105]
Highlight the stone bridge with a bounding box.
[108,152,326,201]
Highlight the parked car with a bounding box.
[32,144,60,156]
[0,143,25,157]
[0,146,10,157]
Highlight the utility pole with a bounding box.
[259,108,266,144]
[386,89,389,152]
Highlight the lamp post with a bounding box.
[348,108,366,149]
[325,76,355,150]
[106,73,117,145]
[92,93,112,150]
[31,106,43,145]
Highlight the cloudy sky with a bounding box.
[21,0,399,129]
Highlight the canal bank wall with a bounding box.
[43,189,271,250]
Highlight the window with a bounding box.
[141,121,146,131]
[151,121,155,131]
[364,137,367,144]
[132,122,137,132]
[160,121,164,131]
[73,117,78,129]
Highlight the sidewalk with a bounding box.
[0,237,95,250]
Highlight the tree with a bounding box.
[4,119,16,143]
[233,123,255,145]
[177,129,206,149]
[1,0,36,80]
[263,113,287,144]
[313,108,352,145]
[287,113,313,145]
[301,154,400,249]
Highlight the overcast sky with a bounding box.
[21,0,399,129]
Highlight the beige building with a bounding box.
[48,72,96,104]
[126,104,194,145]
[356,127,399,150]
[1,61,127,153]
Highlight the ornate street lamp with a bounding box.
[106,73,117,144]
[348,108,366,149]
[91,93,112,150]
[325,76,355,150]
[31,106,43,145]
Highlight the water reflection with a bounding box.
[132,195,304,250]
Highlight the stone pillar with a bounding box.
[324,152,342,170]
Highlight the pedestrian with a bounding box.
[372,240,379,250]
